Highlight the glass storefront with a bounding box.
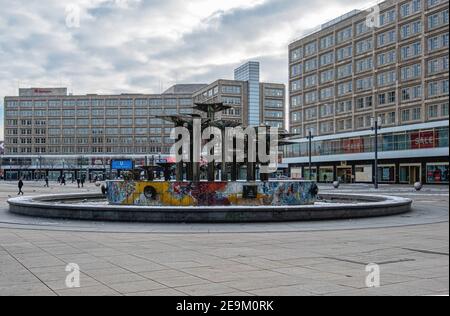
[337,167,352,183]
[319,167,333,182]
[303,167,317,181]
[284,126,449,158]
[427,163,449,184]
[378,165,396,183]
[399,164,421,184]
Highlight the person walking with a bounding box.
[81,176,85,188]
[77,177,81,188]
[61,176,66,186]
[44,176,49,188]
[18,179,24,195]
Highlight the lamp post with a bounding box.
[371,116,382,189]
[307,129,314,181]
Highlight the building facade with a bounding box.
[234,61,261,126]
[2,62,285,180]
[286,0,449,184]
[260,83,286,129]
[2,85,205,180]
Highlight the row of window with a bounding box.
[284,127,449,159]
[291,79,449,106]
[290,5,448,62]
[5,98,194,109]
[5,146,173,155]
[290,32,449,78]
[290,103,449,134]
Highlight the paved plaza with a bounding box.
[0,181,448,296]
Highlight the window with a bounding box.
[401,20,422,39]
[427,56,449,75]
[337,63,352,79]
[305,91,318,104]
[304,58,317,72]
[336,100,352,114]
[319,121,334,134]
[222,97,241,105]
[427,33,449,52]
[402,85,423,101]
[305,107,317,120]
[401,64,422,81]
[337,81,352,96]
[319,52,334,66]
[401,42,422,60]
[290,48,303,61]
[356,38,373,54]
[320,34,334,50]
[356,77,373,91]
[320,87,334,100]
[304,75,317,88]
[428,104,439,118]
[377,71,396,87]
[265,88,284,97]
[291,111,302,123]
[320,70,334,84]
[291,79,302,92]
[378,29,396,47]
[356,57,373,73]
[290,63,302,77]
[336,27,352,43]
[336,45,352,61]
[222,85,241,94]
[428,79,449,97]
[291,96,302,107]
[304,41,317,56]
[379,9,396,26]
[428,9,449,30]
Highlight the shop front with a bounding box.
[337,166,353,183]
[399,164,421,184]
[426,163,449,184]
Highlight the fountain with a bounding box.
[7,102,412,223]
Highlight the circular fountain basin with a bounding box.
[7,193,412,223]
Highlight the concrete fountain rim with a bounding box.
[7,192,412,223]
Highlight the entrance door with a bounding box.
[410,166,421,184]
[400,165,421,184]
[337,167,352,183]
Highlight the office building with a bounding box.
[2,63,285,180]
[285,0,449,184]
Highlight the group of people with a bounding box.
[17,175,88,195]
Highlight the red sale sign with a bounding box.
[411,131,436,149]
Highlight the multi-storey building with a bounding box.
[234,61,261,126]
[193,62,286,129]
[286,0,449,184]
[192,79,249,124]
[2,85,205,180]
[260,83,286,129]
[2,62,285,180]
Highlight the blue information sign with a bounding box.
[111,160,133,170]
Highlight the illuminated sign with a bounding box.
[111,160,133,170]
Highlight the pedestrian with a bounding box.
[45,176,49,188]
[81,176,85,188]
[18,179,24,195]
[77,178,81,188]
[61,176,66,186]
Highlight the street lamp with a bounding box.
[371,116,382,189]
[307,129,314,181]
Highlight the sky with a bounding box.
[0,0,373,140]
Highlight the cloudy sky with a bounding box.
[0,0,372,139]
